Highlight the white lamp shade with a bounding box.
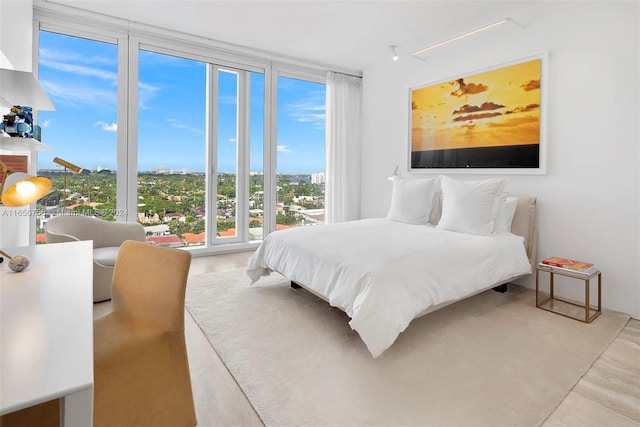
[1,172,52,206]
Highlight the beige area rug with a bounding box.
[185,268,629,427]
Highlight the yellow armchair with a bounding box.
[93,240,196,427]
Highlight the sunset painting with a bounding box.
[410,57,542,169]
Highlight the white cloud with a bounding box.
[40,119,51,128]
[288,100,326,130]
[218,95,238,106]
[40,80,117,109]
[94,121,117,132]
[139,50,194,67]
[165,118,204,135]
[277,145,293,153]
[138,81,161,110]
[38,48,120,110]
[295,113,325,123]
[40,47,116,68]
[40,58,117,83]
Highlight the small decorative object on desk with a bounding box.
[0,250,30,272]
[539,256,597,276]
[9,255,30,272]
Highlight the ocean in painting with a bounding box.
[411,144,539,169]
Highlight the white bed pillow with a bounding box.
[387,177,439,225]
[429,190,443,225]
[493,196,518,234]
[436,176,507,235]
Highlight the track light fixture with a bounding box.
[389,45,399,62]
[411,18,523,59]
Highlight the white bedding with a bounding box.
[247,218,531,358]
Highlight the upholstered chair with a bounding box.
[93,240,196,427]
[44,215,146,302]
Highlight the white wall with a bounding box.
[361,1,640,318]
[0,0,36,248]
[0,0,33,70]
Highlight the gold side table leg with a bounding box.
[585,277,590,323]
[598,273,602,313]
[536,268,540,307]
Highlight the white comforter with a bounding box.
[247,218,531,358]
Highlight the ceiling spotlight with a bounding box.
[389,45,399,62]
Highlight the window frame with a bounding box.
[33,7,329,254]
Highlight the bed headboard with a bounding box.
[430,192,537,269]
[512,196,537,270]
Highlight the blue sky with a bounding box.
[37,31,326,174]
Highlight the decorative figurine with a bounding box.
[0,105,41,140]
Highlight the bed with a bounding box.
[247,176,537,357]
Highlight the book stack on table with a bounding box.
[539,256,598,276]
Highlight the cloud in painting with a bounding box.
[521,79,540,91]
[452,112,502,122]
[449,78,488,97]
[505,104,540,114]
[486,115,539,128]
[453,101,505,115]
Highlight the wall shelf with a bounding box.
[0,136,52,151]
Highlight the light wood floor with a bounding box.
[95,251,640,427]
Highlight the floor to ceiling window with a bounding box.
[36,30,119,242]
[276,76,326,228]
[136,54,266,248]
[209,67,266,245]
[248,72,265,241]
[137,49,207,247]
[215,68,239,241]
[34,14,326,251]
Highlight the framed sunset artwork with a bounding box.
[410,55,546,174]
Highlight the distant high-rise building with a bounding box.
[311,172,325,185]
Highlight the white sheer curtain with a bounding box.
[325,71,363,224]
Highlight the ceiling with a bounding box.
[42,0,540,72]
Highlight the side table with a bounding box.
[536,264,601,323]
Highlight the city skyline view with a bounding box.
[35,30,326,174]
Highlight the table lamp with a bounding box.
[53,157,84,207]
[0,159,52,266]
[0,159,52,207]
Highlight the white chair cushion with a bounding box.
[93,247,121,267]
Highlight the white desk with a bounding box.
[0,241,94,426]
